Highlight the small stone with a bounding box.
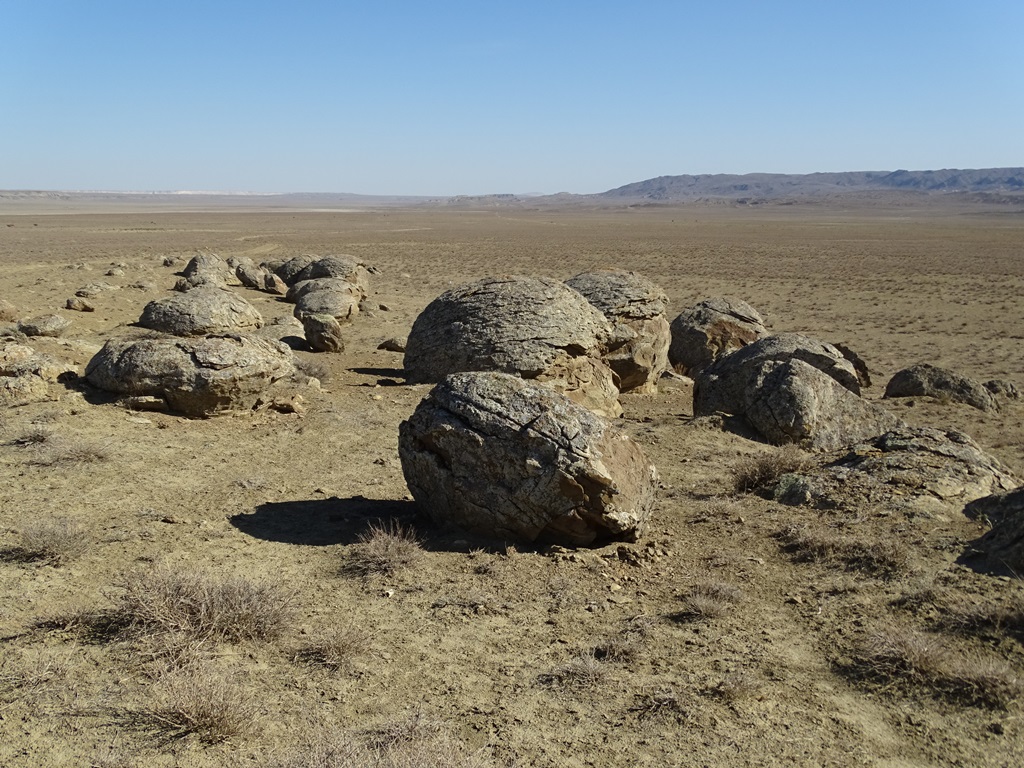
[377,337,407,353]
[66,297,95,312]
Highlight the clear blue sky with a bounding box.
[2,1,1021,195]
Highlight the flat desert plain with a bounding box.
[1,200,1023,767]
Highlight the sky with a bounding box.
[2,1,1021,196]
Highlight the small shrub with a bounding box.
[294,626,374,670]
[343,521,422,577]
[732,445,809,494]
[115,565,293,643]
[134,665,258,744]
[629,688,689,723]
[26,436,112,466]
[673,580,743,622]
[709,670,761,703]
[14,517,89,564]
[777,525,909,577]
[538,654,607,691]
[294,358,330,384]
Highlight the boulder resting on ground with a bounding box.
[1,343,76,407]
[884,363,997,411]
[669,297,768,377]
[19,314,71,338]
[139,288,264,337]
[399,372,658,546]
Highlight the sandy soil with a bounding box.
[1,202,1023,767]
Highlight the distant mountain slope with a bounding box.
[597,168,1024,201]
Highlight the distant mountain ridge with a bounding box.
[597,167,1024,202]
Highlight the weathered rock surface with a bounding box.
[286,278,364,304]
[66,297,95,312]
[301,313,345,353]
[85,334,296,417]
[0,299,18,322]
[769,426,1018,513]
[565,269,671,394]
[236,262,269,290]
[1,343,76,407]
[404,276,623,417]
[534,356,623,419]
[182,253,232,283]
[139,288,264,337]
[884,364,997,411]
[984,379,1020,400]
[19,314,72,338]
[274,255,317,285]
[744,359,903,451]
[834,343,872,388]
[694,333,861,417]
[291,255,370,295]
[399,372,658,546]
[963,486,1024,573]
[378,337,407,353]
[292,289,360,323]
[263,273,288,295]
[669,297,768,376]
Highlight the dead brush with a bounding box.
[0,647,73,707]
[673,580,744,622]
[943,595,1024,640]
[12,517,89,565]
[343,520,423,577]
[128,664,258,744]
[845,626,1023,709]
[732,444,810,494]
[25,434,113,466]
[293,625,374,670]
[776,525,909,577]
[113,565,294,643]
[629,688,689,723]
[538,653,607,691]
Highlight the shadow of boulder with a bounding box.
[229,495,418,546]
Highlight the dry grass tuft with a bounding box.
[673,580,744,622]
[732,444,810,494]
[709,670,761,704]
[130,664,258,744]
[776,525,909,577]
[538,653,608,691]
[114,565,294,643]
[0,647,73,707]
[293,625,375,670]
[23,435,113,466]
[9,517,89,565]
[844,626,1023,709]
[944,595,1024,640]
[629,688,690,723]
[343,521,423,577]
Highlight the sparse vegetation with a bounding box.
[538,653,607,691]
[629,688,689,723]
[673,580,744,622]
[11,517,89,564]
[732,444,810,494]
[343,521,423,577]
[293,625,374,670]
[776,525,909,577]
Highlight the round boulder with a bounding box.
[565,269,671,394]
[292,288,360,324]
[139,288,264,337]
[301,313,345,353]
[669,297,768,377]
[274,254,318,285]
[291,255,370,296]
[399,372,658,546]
[19,314,71,338]
[884,363,997,411]
[85,334,296,417]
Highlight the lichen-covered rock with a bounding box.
[139,288,264,337]
[291,255,370,296]
[1,343,76,407]
[884,364,997,411]
[744,359,903,451]
[399,372,658,545]
[84,334,296,417]
[694,333,860,417]
[292,289,360,323]
[669,297,768,376]
[565,269,671,394]
[301,313,345,353]
[19,314,71,338]
[770,427,1017,513]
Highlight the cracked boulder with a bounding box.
[565,269,670,394]
[399,372,658,546]
[404,276,624,418]
[1,342,76,407]
[292,286,361,324]
[744,359,903,451]
[85,334,296,417]
[769,426,1017,514]
[669,297,768,377]
[884,363,997,411]
[694,333,861,417]
[139,288,264,337]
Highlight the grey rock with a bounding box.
[534,356,623,419]
[76,282,118,298]
[301,313,345,353]
[286,277,363,304]
[105,267,125,277]
[834,343,872,388]
[85,334,296,417]
[274,255,318,285]
[291,255,370,295]
[139,288,264,337]
[565,269,671,393]
[984,378,1020,400]
[236,262,269,290]
[744,359,903,451]
[694,332,860,417]
[292,289,360,323]
[19,314,72,338]
[182,253,231,282]
[770,426,1017,512]
[399,372,658,546]
[263,273,289,295]
[377,337,407,353]
[669,297,768,376]
[404,276,622,417]
[884,364,996,411]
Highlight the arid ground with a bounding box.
[1,200,1023,767]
